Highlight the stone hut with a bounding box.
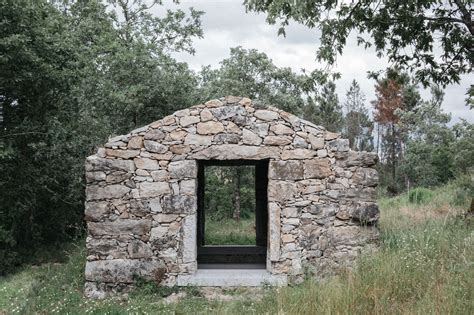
[84,96,379,298]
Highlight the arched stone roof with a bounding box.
[99,95,343,161]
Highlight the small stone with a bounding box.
[282,207,299,218]
[88,219,151,237]
[105,141,126,148]
[239,97,252,106]
[86,156,136,172]
[84,201,110,221]
[197,121,225,135]
[84,258,161,283]
[302,183,325,194]
[204,99,223,107]
[149,120,161,129]
[128,240,153,259]
[169,160,196,179]
[281,149,316,160]
[170,144,191,154]
[327,139,349,152]
[270,124,294,135]
[105,149,140,159]
[280,111,301,127]
[251,123,269,137]
[317,149,328,158]
[305,204,336,218]
[128,136,143,149]
[174,109,190,117]
[108,134,130,143]
[144,129,165,141]
[144,140,168,154]
[180,116,200,127]
[149,152,173,160]
[148,198,162,213]
[153,213,179,223]
[325,131,339,140]
[172,182,180,195]
[263,136,291,146]
[85,171,106,183]
[254,110,279,121]
[130,125,149,135]
[184,134,213,146]
[162,195,197,214]
[86,185,130,201]
[304,159,332,179]
[336,209,350,220]
[96,148,106,158]
[293,136,308,148]
[180,180,196,195]
[225,95,242,103]
[305,125,325,136]
[308,134,325,149]
[242,129,262,145]
[269,160,304,180]
[352,168,378,187]
[226,121,241,133]
[134,157,159,170]
[281,234,295,243]
[200,109,214,121]
[136,169,149,176]
[162,116,175,126]
[106,171,132,184]
[214,133,240,144]
[170,130,187,141]
[139,182,170,197]
[150,226,168,241]
[268,181,297,201]
[210,105,245,120]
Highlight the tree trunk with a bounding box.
[232,168,241,221]
[391,124,396,183]
[376,123,380,157]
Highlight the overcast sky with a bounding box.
[160,0,473,123]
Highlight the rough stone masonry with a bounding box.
[84,96,380,298]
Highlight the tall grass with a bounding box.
[1,182,472,314]
[205,215,256,245]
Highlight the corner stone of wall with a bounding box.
[84,95,380,298]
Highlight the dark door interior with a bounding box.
[197,160,269,265]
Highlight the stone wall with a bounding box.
[84,96,379,298]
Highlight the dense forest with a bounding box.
[1,0,472,275]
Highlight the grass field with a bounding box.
[1,181,473,314]
[205,214,256,245]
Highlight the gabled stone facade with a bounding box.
[84,96,379,298]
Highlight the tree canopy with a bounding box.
[199,46,325,114]
[245,0,473,87]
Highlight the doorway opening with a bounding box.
[197,160,269,269]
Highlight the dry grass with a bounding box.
[1,181,473,314]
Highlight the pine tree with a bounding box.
[343,80,374,151]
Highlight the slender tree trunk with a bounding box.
[232,168,241,221]
[391,124,396,183]
[376,123,380,157]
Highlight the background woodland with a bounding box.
[1,0,472,274]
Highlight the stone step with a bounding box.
[177,269,287,287]
[199,263,266,270]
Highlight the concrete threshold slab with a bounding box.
[177,269,287,287]
[199,263,266,269]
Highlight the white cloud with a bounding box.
[163,0,473,122]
